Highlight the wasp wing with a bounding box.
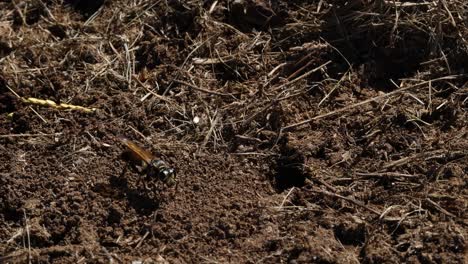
[118,137,154,166]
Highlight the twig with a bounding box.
[28,106,48,123]
[285,53,316,80]
[272,60,332,92]
[37,0,57,22]
[135,231,149,249]
[318,70,350,106]
[101,247,114,264]
[383,1,433,7]
[278,187,295,209]
[23,210,32,264]
[164,37,213,95]
[355,172,421,179]
[283,76,462,131]
[425,198,457,218]
[439,0,457,27]
[7,228,24,244]
[128,125,150,143]
[132,75,173,103]
[200,111,219,150]
[310,189,382,216]
[383,149,446,169]
[12,0,26,25]
[192,56,235,65]
[0,133,62,138]
[6,84,21,98]
[173,79,234,97]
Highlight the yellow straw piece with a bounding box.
[22,97,97,113]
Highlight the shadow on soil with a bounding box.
[321,2,429,91]
[92,174,160,216]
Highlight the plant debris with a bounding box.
[0,0,467,263]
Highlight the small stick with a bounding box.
[272,60,332,92]
[132,75,173,103]
[383,149,445,169]
[135,231,149,249]
[439,0,457,27]
[174,79,234,97]
[192,56,235,65]
[128,125,150,143]
[355,172,421,179]
[101,247,114,264]
[425,198,457,218]
[12,0,26,25]
[164,37,213,95]
[6,84,21,98]
[318,70,349,106]
[23,210,32,264]
[278,187,295,209]
[283,76,462,131]
[285,53,315,81]
[0,133,62,138]
[7,228,24,244]
[311,189,382,216]
[29,106,48,123]
[200,111,219,150]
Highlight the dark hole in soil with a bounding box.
[287,246,305,262]
[0,41,13,59]
[334,222,366,246]
[396,242,411,252]
[13,3,45,26]
[0,92,17,114]
[48,24,68,39]
[107,206,123,224]
[274,146,306,192]
[135,42,163,71]
[2,208,22,222]
[214,61,252,82]
[264,239,280,252]
[313,145,327,160]
[421,105,458,130]
[11,113,31,133]
[227,0,286,32]
[146,2,199,39]
[65,0,104,18]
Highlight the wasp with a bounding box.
[117,137,176,187]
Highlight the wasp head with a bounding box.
[160,167,176,186]
[148,160,176,186]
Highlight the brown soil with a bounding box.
[1,1,467,263]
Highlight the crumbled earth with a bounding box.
[0,1,467,263]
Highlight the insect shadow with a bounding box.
[106,171,160,216]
